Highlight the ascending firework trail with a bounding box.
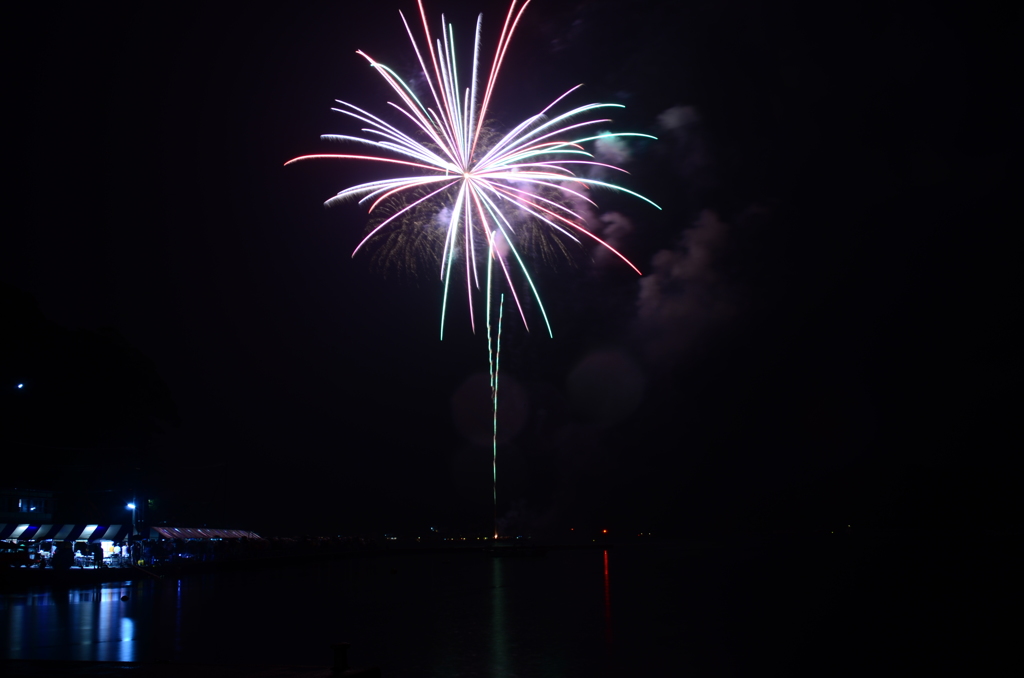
[488,292,504,538]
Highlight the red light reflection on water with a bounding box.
[603,549,612,645]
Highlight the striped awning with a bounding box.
[150,526,261,540]
[0,524,132,541]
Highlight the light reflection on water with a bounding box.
[603,548,612,646]
[1,546,690,676]
[3,583,138,662]
[120,617,134,661]
[491,557,508,678]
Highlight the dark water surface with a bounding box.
[3,545,698,676]
[3,536,1009,676]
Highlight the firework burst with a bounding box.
[287,0,660,338]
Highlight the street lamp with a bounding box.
[127,502,137,536]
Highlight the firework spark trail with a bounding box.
[488,292,504,539]
[286,0,661,339]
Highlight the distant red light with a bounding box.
[602,529,607,533]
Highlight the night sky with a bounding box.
[3,0,1014,539]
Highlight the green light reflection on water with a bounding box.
[491,557,510,677]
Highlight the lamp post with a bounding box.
[127,502,137,536]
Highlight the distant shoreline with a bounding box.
[0,541,625,591]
